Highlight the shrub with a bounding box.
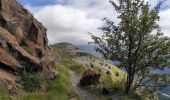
[21,71,43,92]
[106,70,110,75]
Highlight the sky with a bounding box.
[17,0,170,45]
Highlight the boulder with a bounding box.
[80,69,100,86]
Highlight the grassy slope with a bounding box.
[51,43,136,99]
[0,42,143,100]
[51,43,147,100]
[51,43,86,76]
[13,63,80,100]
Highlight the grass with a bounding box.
[13,63,79,100]
[46,64,71,99]
[70,64,86,76]
[20,71,43,92]
[60,57,86,76]
[45,64,80,100]
[0,82,11,100]
[15,93,47,100]
[51,43,88,76]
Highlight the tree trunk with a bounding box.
[125,74,133,94]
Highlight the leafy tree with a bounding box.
[90,0,170,95]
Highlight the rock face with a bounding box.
[80,70,100,86]
[0,0,57,88]
[0,0,48,47]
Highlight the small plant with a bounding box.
[106,70,110,75]
[21,71,43,92]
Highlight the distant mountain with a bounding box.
[76,45,102,59]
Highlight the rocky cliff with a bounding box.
[0,0,57,92]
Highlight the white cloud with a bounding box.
[159,9,170,36]
[29,0,116,45]
[24,0,170,45]
[34,5,102,45]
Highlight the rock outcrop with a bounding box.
[0,0,48,47]
[0,0,57,90]
[80,70,100,86]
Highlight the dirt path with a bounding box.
[69,70,95,100]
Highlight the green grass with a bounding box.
[14,64,79,100]
[46,64,71,99]
[15,93,47,100]
[0,82,11,100]
[21,71,43,92]
[45,64,79,100]
[60,57,86,76]
[70,64,86,76]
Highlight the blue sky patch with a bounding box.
[17,0,57,7]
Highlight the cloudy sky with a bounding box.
[17,0,170,45]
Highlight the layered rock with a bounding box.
[0,0,57,89]
[0,0,48,48]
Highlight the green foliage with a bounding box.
[0,82,10,100]
[70,64,86,76]
[21,71,43,92]
[91,0,169,94]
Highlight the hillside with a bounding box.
[0,0,164,100]
[0,0,127,99]
[51,43,143,100]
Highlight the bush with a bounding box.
[21,71,43,92]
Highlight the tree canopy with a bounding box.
[91,0,170,96]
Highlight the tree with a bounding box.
[90,0,170,95]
